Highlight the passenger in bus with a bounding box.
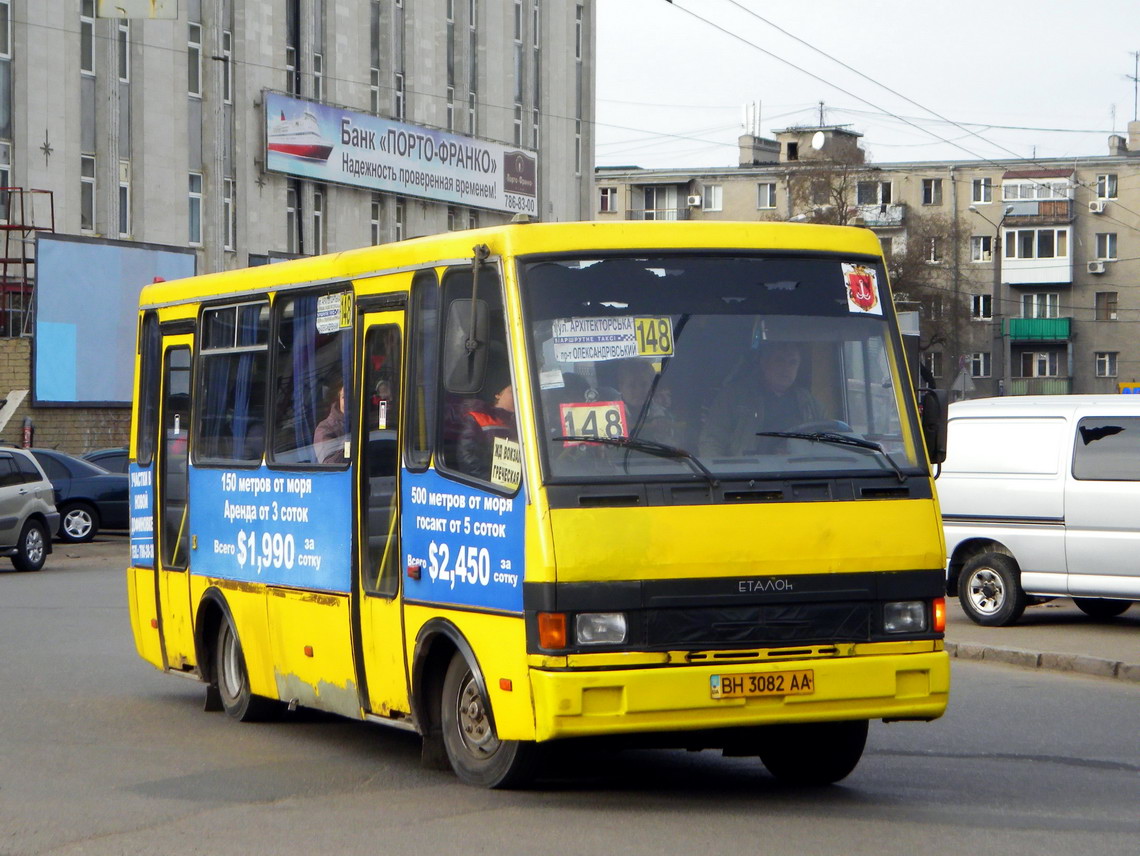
[614,358,676,444]
[314,382,348,464]
[699,343,822,456]
[455,365,516,480]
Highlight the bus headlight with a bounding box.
[575,612,628,645]
[883,601,928,633]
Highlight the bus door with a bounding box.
[354,309,410,718]
[156,337,195,670]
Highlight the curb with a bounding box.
[945,641,1140,683]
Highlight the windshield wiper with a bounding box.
[756,431,908,483]
[553,435,720,488]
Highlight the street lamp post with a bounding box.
[969,204,1014,396]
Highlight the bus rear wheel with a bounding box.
[758,720,868,786]
[214,618,279,722]
[440,651,536,788]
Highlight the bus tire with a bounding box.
[959,552,1026,626]
[758,720,868,786]
[11,519,48,572]
[215,618,279,722]
[1073,597,1132,619]
[440,651,536,788]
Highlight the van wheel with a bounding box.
[959,552,1026,626]
[214,618,280,722]
[440,651,536,788]
[11,519,48,572]
[1073,598,1132,620]
[758,720,868,786]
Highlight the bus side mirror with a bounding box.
[442,298,489,394]
[919,388,948,465]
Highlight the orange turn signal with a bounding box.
[932,598,946,633]
[537,612,567,649]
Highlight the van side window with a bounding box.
[1072,417,1140,480]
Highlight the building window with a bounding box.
[394,72,405,120]
[188,172,203,245]
[370,193,382,245]
[313,53,324,102]
[1006,228,1068,259]
[370,67,381,114]
[188,23,202,97]
[224,178,236,250]
[924,237,942,263]
[1003,179,1070,201]
[286,183,300,253]
[1020,351,1059,378]
[285,44,299,95]
[1095,232,1117,260]
[514,105,523,146]
[1095,352,1118,378]
[1096,174,1118,199]
[575,4,582,60]
[971,235,992,262]
[574,119,581,176]
[702,184,723,212]
[80,0,95,75]
[757,182,776,209]
[1022,292,1059,319]
[0,0,12,60]
[598,186,617,213]
[313,188,325,254]
[856,181,891,205]
[921,351,942,379]
[972,177,992,203]
[118,161,130,237]
[446,86,455,131]
[118,19,130,83]
[1095,291,1118,321]
[222,30,233,104]
[394,197,405,242]
[971,294,992,320]
[969,352,991,378]
[0,142,10,221]
[81,155,96,232]
[922,178,943,206]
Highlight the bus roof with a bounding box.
[139,220,884,309]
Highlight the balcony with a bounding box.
[853,202,906,228]
[1007,317,1072,342]
[1004,199,1073,224]
[1009,377,1073,395]
[625,208,691,221]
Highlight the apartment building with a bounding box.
[595,123,1140,399]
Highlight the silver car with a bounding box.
[0,448,60,572]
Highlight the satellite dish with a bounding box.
[810,131,826,151]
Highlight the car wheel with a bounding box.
[1072,598,1132,620]
[214,617,280,722]
[758,720,868,786]
[440,651,537,788]
[959,552,1027,626]
[11,519,48,572]
[59,503,100,543]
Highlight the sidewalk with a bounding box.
[944,598,1140,683]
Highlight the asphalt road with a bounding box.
[2,536,1138,856]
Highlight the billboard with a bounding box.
[264,92,539,217]
[33,234,196,406]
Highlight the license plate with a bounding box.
[710,670,815,699]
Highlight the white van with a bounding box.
[939,395,1140,626]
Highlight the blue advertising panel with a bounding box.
[401,469,525,614]
[189,467,353,592]
[264,92,538,217]
[128,464,155,568]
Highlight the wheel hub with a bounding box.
[456,677,500,756]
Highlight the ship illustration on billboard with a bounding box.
[267,108,333,161]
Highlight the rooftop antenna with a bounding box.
[1130,51,1140,121]
[818,100,825,126]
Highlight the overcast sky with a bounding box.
[595,0,1140,169]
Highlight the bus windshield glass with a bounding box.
[522,253,923,482]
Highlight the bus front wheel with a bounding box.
[214,618,279,722]
[440,651,536,788]
[758,720,868,786]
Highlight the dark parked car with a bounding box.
[30,449,129,543]
[82,447,130,473]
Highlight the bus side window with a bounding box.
[271,290,352,467]
[436,265,516,486]
[405,270,439,471]
[196,302,269,466]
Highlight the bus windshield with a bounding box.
[522,253,923,482]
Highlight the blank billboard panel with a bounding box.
[34,234,196,406]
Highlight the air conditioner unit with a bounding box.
[1087,260,1106,274]
[686,195,702,207]
[1089,199,1106,214]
